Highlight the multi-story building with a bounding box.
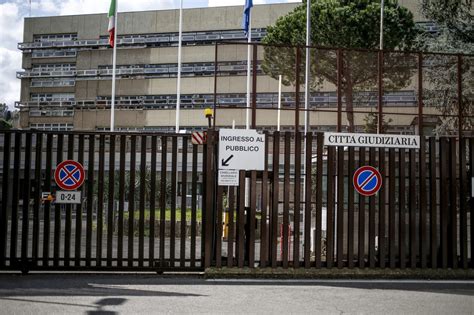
[16,1,438,133]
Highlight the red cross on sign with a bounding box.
[54,160,85,191]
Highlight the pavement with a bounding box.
[0,274,473,314]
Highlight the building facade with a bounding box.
[16,1,437,133]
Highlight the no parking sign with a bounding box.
[54,160,85,191]
[353,166,382,197]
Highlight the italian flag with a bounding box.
[108,0,116,47]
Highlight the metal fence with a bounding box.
[205,130,474,269]
[213,43,474,136]
[0,130,206,272]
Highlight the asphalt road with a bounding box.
[0,274,472,314]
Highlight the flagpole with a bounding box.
[246,17,251,130]
[110,0,118,132]
[176,0,183,133]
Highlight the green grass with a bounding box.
[123,208,202,222]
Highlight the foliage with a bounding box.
[0,103,12,130]
[261,0,418,131]
[363,112,393,133]
[415,0,473,135]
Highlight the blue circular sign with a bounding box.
[353,166,382,196]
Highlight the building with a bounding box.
[16,1,439,133]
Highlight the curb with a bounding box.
[205,267,474,280]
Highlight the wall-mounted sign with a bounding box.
[324,132,420,149]
[54,160,85,191]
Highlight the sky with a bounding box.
[0,0,301,110]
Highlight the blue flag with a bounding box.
[242,0,253,37]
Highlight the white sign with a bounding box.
[472,178,474,197]
[218,129,265,170]
[218,169,240,186]
[56,191,81,204]
[324,132,420,149]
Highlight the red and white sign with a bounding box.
[353,166,382,197]
[54,160,85,191]
[191,131,207,145]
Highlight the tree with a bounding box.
[0,103,13,130]
[261,0,418,131]
[415,0,473,135]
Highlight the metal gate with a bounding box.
[206,131,474,269]
[0,130,206,272]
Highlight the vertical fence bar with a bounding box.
[191,143,197,267]
[294,47,301,131]
[117,135,126,267]
[249,171,257,268]
[227,187,235,268]
[203,130,215,269]
[216,186,224,268]
[439,138,448,268]
[419,137,428,268]
[429,137,438,268]
[388,148,396,268]
[159,136,167,266]
[180,137,188,267]
[251,43,258,129]
[459,138,468,269]
[128,135,136,267]
[304,133,313,268]
[337,49,342,132]
[53,133,63,267]
[32,133,43,262]
[378,50,383,134]
[347,147,355,268]
[282,132,291,268]
[260,133,269,267]
[418,53,424,136]
[43,134,53,267]
[469,139,474,268]
[0,132,11,267]
[10,133,22,265]
[378,147,386,268]
[409,148,417,269]
[64,134,74,267]
[75,134,84,267]
[139,135,146,267]
[237,170,245,268]
[271,132,280,268]
[107,134,116,267]
[358,147,366,268]
[86,135,95,267]
[149,136,157,267]
[368,148,376,268]
[315,133,324,268]
[96,134,105,267]
[336,145,344,268]
[21,133,32,269]
[399,148,406,269]
[449,138,458,269]
[293,132,302,267]
[327,146,335,268]
[170,137,178,266]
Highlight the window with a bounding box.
[30,123,73,131]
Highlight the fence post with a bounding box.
[204,129,216,268]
